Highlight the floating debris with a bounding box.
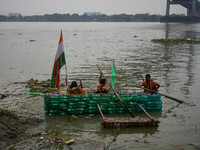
[64,139,75,145]
[151,39,200,44]
[30,40,36,42]
[26,79,58,93]
[72,115,78,119]
[84,116,92,119]
[0,94,8,99]
[173,113,177,117]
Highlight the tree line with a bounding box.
[0,13,164,22]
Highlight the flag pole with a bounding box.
[65,64,68,77]
[60,29,68,90]
[65,64,67,76]
[64,55,68,90]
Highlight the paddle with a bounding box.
[80,80,83,88]
[136,86,186,104]
[96,64,135,118]
[140,75,144,81]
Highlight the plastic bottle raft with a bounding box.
[44,93,162,115]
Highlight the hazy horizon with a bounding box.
[0,0,187,16]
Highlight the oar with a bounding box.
[136,86,186,104]
[80,80,83,88]
[140,75,144,81]
[96,64,135,118]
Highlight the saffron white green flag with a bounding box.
[51,30,66,90]
[111,59,116,88]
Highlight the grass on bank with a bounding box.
[151,39,200,44]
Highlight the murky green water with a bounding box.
[0,22,200,149]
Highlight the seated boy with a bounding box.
[68,81,86,95]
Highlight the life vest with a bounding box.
[77,87,86,94]
[68,87,86,95]
[96,83,107,93]
[142,79,158,94]
[100,85,107,93]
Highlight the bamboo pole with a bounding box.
[96,65,135,118]
[137,86,185,104]
[65,64,68,89]
[137,104,153,121]
[97,104,105,120]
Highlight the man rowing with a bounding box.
[139,74,160,94]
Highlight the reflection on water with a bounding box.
[0,22,200,149]
[44,111,161,136]
[163,24,199,97]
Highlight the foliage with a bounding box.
[0,13,162,22]
[26,79,59,93]
[151,39,200,44]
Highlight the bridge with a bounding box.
[161,0,200,22]
[166,0,200,16]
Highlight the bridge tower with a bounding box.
[166,0,200,17]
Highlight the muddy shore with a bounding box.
[0,108,42,149]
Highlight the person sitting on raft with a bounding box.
[95,72,110,93]
[139,74,160,94]
[68,81,86,95]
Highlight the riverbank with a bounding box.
[0,108,42,149]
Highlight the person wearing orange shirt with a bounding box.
[68,81,86,95]
[140,74,160,94]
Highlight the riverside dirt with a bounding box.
[0,108,42,149]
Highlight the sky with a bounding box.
[0,0,187,16]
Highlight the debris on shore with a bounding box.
[0,108,42,149]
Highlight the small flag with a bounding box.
[51,30,66,90]
[111,59,116,88]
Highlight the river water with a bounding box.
[0,22,200,149]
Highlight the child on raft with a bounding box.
[68,81,86,95]
[95,72,110,93]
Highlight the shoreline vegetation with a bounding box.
[0,13,185,22]
[151,39,200,44]
[26,79,59,93]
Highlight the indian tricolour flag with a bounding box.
[51,30,66,90]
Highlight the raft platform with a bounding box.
[97,103,160,128]
[101,117,160,127]
[44,93,162,115]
